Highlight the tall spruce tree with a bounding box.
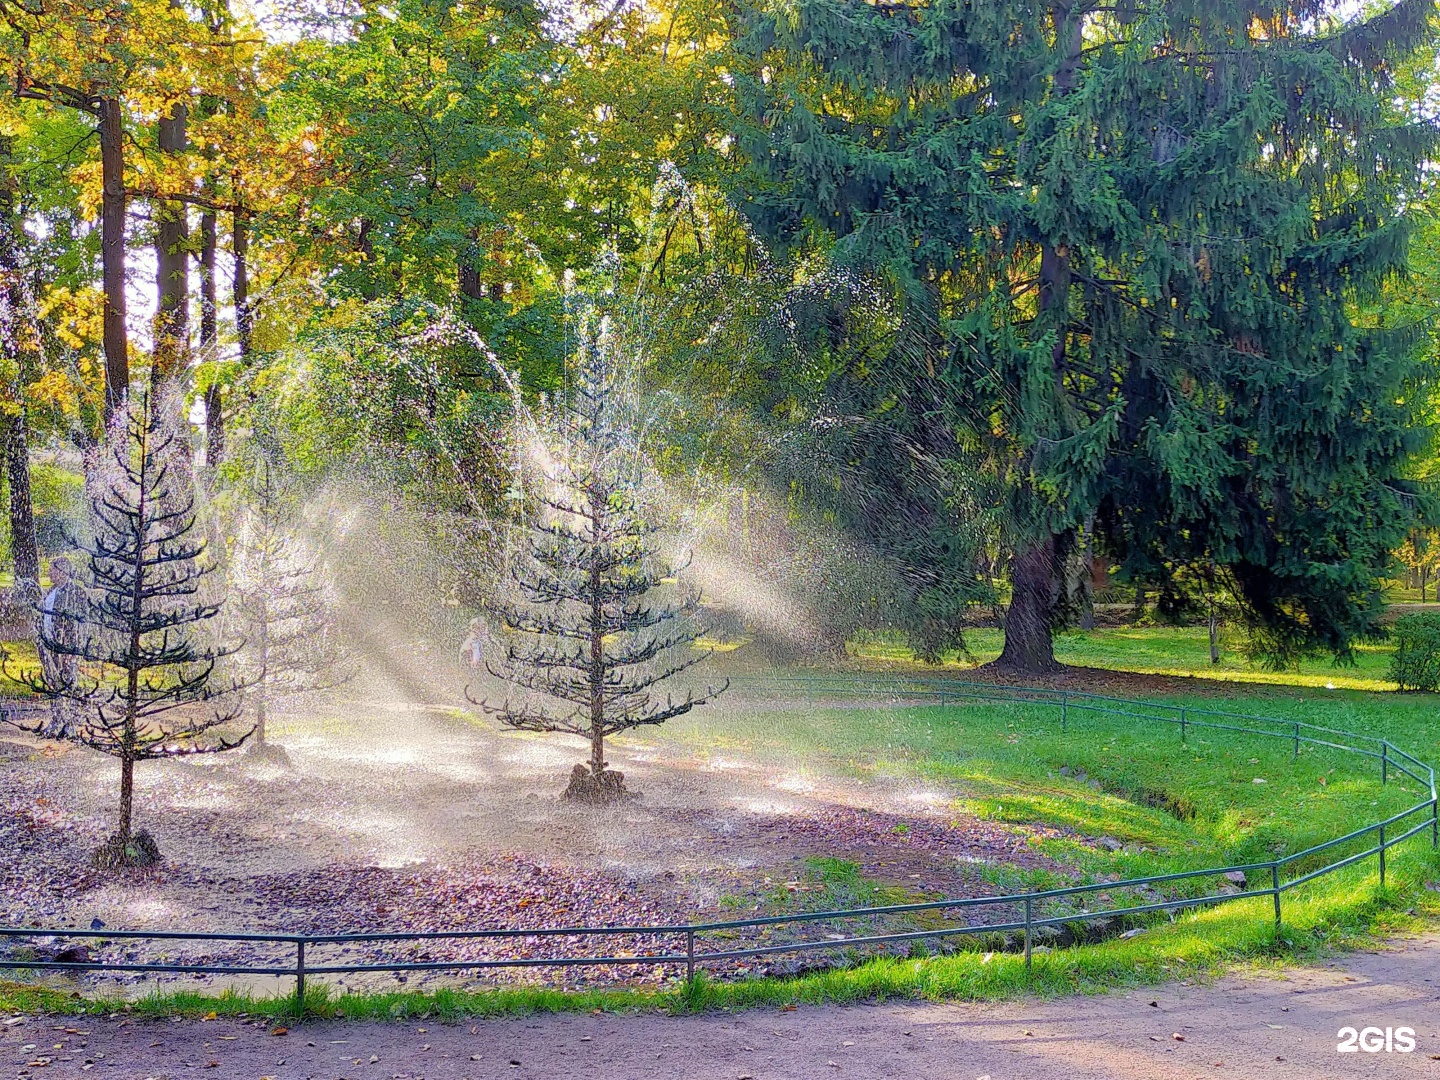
[731,0,1440,669]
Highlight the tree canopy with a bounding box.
[7,0,1440,672]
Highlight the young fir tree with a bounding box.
[731,0,1440,670]
[2,390,251,867]
[475,312,726,802]
[228,458,351,764]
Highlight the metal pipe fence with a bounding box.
[2,678,1435,1012]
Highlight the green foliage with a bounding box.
[0,461,81,561]
[729,0,1440,665]
[1388,612,1440,691]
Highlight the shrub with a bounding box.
[1389,612,1440,691]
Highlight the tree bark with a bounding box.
[589,561,605,775]
[994,536,1061,671]
[118,755,134,842]
[199,211,217,347]
[255,594,268,746]
[234,207,252,355]
[4,412,38,586]
[200,210,225,471]
[154,93,189,381]
[458,233,485,300]
[0,135,38,587]
[98,97,129,416]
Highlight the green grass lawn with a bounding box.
[852,625,1399,690]
[672,689,1437,876]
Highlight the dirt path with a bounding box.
[5,934,1438,1079]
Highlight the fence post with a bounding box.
[1024,897,1033,974]
[1180,707,1187,744]
[686,929,695,983]
[1378,824,1386,887]
[294,939,306,1016]
[1293,722,1300,758]
[1060,693,1068,734]
[1381,741,1388,786]
[1271,863,1281,931]
[1432,793,1438,850]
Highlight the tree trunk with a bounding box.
[1209,609,1220,664]
[991,5,1084,675]
[458,235,485,300]
[994,536,1060,671]
[233,207,252,360]
[118,754,134,842]
[589,562,604,775]
[98,97,129,416]
[356,218,379,301]
[4,412,38,586]
[255,597,268,745]
[0,137,38,588]
[154,93,189,381]
[199,210,225,471]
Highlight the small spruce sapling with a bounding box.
[2,390,252,867]
[474,314,725,802]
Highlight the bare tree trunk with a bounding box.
[98,98,129,416]
[118,754,134,842]
[356,218,379,301]
[255,597,268,746]
[4,413,38,586]
[154,92,189,381]
[589,563,604,776]
[458,227,485,300]
[199,211,217,346]
[233,207,251,359]
[994,536,1060,672]
[199,210,226,471]
[1209,608,1220,664]
[0,136,38,587]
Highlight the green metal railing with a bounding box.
[2,678,1435,1011]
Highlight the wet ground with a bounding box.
[1,689,1086,994]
